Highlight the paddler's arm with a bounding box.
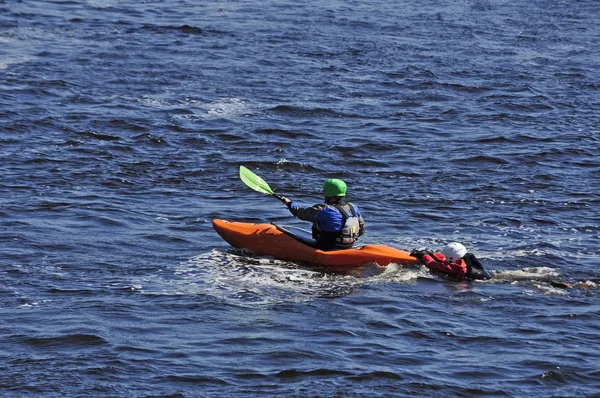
[353,204,365,237]
[280,196,322,222]
[358,214,365,236]
[463,252,492,280]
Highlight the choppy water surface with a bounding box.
[1,0,599,396]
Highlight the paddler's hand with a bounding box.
[410,248,430,260]
[281,196,292,209]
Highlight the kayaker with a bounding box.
[280,178,365,251]
[410,242,492,280]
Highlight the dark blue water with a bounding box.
[1,1,599,396]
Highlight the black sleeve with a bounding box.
[464,252,483,268]
[410,249,434,260]
[463,252,493,280]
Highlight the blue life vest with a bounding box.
[312,201,360,249]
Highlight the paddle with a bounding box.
[239,166,286,203]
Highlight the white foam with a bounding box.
[491,267,560,282]
[139,96,263,121]
[206,98,253,117]
[0,54,31,70]
[531,283,569,296]
[136,249,426,306]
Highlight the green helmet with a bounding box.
[323,179,346,197]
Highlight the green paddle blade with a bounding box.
[239,166,275,195]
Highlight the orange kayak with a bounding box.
[212,219,419,267]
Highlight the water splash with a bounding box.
[491,267,561,282]
[135,249,429,306]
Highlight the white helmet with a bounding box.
[442,242,467,262]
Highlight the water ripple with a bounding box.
[1,0,599,396]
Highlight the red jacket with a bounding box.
[422,252,468,279]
